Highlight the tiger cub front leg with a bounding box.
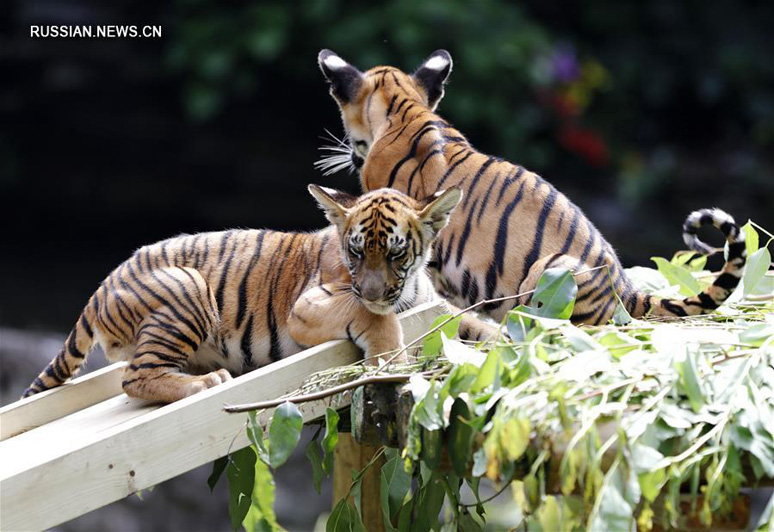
[288,283,405,365]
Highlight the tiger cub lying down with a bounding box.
[24,185,495,403]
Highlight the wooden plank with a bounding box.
[0,301,444,531]
[333,433,385,532]
[0,362,126,441]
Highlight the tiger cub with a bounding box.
[24,185,494,403]
[317,49,747,325]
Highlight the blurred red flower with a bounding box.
[558,124,610,167]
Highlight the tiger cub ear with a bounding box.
[412,50,453,110]
[419,186,463,236]
[318,49,364,104]
[308,184,356,228]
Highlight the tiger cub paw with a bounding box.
[460,319,501,343]
[183,369,233,397]
[364,342,406,367]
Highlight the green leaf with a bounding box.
[414,381,444,431]
[471,350,502,393]
[506,307,534,342]
[208,456,228,492]
[671,250,707,272]
[509,350,534,387]
[420,428,443,469]
[651,256,702,296]
[471,447,487,477]
[350,469,363,517]
[514,310,568,331]
[612,301,632,326]
[742,221,760,256]
[442,363,479,398]
[530,267,578,319]
[422,315,462,357]
[739,323,774,347]
[458,511,484,532]
[305,439,325,494]
[730,425,774,477]
[268,402,303,469]
[631,444,665,473]
[626,265,674,295]
[380,449,412,529]
[559,324,601,352]
[441,333,486,367]
[243,458,279,532]
[589,474,635,531]
[466,477,486,520]
[414,474,446,532]
[448,398,475,476]
[659,403,693,429]
[247,411,269,464]
[536,495,562,532]
[676,348,704,413]
[226,446,257,531]
[327,498,366,532]
[598,331,639,359]
[502,416,531,461]
[396,499,413,532]
[322,408,340,474]
[638,469,666,503]
[743,247,771,296]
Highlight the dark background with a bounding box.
[0,0,773,529]
[1,0,773,330]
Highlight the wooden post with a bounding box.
[333,432,385,532]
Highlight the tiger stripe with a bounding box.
[318,49,748,325]
[23,186,497,403]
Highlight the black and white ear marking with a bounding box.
[419,186,463,235]
[318,49,364,104]
[308,184,356,227]
[412,50,453,110]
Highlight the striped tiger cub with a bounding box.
[23,185,494,403]
[317,49,747,325]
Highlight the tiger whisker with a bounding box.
[319,128,350,148]
[315,129,356,177]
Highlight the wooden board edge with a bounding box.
[0,362,127,441]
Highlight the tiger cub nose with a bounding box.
[360,279,386,302]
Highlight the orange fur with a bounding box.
[318,50,747,325]
[24,187,495,403]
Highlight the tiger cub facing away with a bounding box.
[24,185,494,403]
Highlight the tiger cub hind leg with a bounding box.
[120,266,232,403]
[122,347,232,403]
[288,282,405,365]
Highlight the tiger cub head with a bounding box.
[316,49,453,174]
[308,185,461,315]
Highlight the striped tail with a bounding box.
[22,298,97,398]
[632,208,747,318]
